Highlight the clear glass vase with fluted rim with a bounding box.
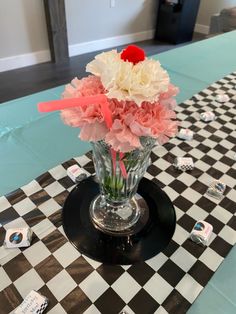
[90,137,156,236]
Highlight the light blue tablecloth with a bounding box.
[0,31,236,313]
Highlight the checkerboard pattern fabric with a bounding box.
[1,73,236,314]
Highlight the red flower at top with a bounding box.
[120,45,145,65]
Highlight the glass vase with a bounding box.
[90,137,156,235]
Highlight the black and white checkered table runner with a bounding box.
[0,73,236,314]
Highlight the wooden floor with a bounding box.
[0,33,205,103]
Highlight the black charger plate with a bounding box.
[62,177,176,264]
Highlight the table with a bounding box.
[0,31,236,313]
[1,81,235,311]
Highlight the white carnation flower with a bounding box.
[86,50,170,106]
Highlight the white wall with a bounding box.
[1,0,236,71]
[0,0,158,72]
[66,0,157,44]
[66,0,157,57]
[196,0,236,33]
[0,0,49,58]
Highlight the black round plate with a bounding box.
[62,177,176,264]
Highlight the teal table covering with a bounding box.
[0,30,236,313]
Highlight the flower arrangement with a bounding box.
[38,45,179,153]
[38,46,179,232]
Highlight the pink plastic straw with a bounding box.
[119,152,128,178]
[111,149,117,174]
[38,94,107,112]
[38,94,112,129]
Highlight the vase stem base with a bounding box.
[90,193,149,236]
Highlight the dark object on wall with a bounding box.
[44,0,69,63]
[155,0,201,44]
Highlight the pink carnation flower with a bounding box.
[61,76,108,142]
[105,119,140,152]
[160,84,179,100]
[160,98,177,110]
[62,75,105,98]
[159,83,179,110]
[105,99,178,151]
[129,102,178,145]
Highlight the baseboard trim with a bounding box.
[69,29,155,57]
[0,30,155,72]
[0,50,51,72]
[194,23,209,35]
